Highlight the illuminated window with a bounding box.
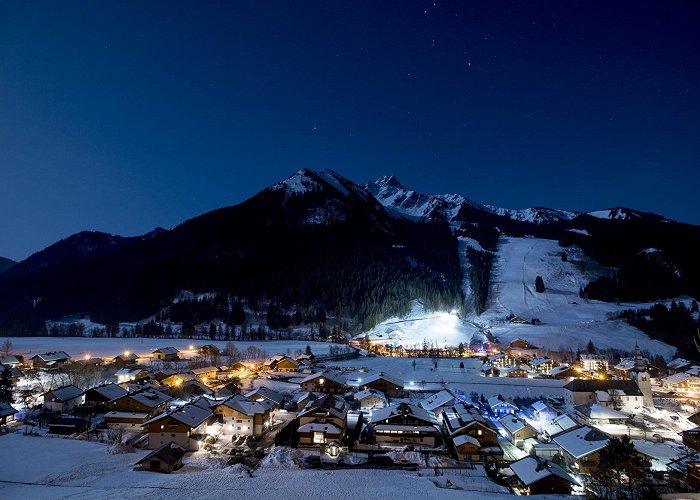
[313,432,325,444]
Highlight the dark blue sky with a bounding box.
[1,1,698,260]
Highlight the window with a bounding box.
[313,432,325,444]
[171,434,175,437]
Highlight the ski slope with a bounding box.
[472,237,676,357]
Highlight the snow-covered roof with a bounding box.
[300,370,347,386]
[0,355,21,365]
[115,368,146,378]
[370,402,438,426]
[191,366,217,375]
[87,383,128,401]
[298,422,342,434]
[553,426,609,459]
[419,389,456,412]
[0,402,18,418]
[542,414,579,437]
[576,403,629,421]
[355,388,387,402]
[360,371,403,388]
[564,379,643,397]
[152,347,179,355]
[298,394,348,420]
[146,403,212,429]
[685,366,700,376]
[291,391,316,404]
[220,395,274,416]
[244,386,284,405]
[668,358,692,369]
[442,403,491,435]
[32,351,71,362]
[499,415,532,435]
[125,389,172,408]
[487,395,518,410]
[509,456,578,487]
[662,373,700,385]
[105,411,149,420]
[529,357,553,367]
[453,434,480,448]
[531,401,555,414]
[46,385,83,402]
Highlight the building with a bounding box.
[83,383,129,410]
[299,371,347,394]
[105,411,152,430]
[115,368,149,384]
[531,401,558,422]
[488,395,518,417]
[0,355,23,367]
[369,403,441,448]
[0,402,18,424]
[152,347,180,361]
[136,442,187,473]
[112,352,139,365]
[499,415,538,446]
[683,428,700,452]
[499,366,530,378]
[216,395,274,436]
[629,344,653,407]
[354,388,387,410]
[190,366,218,383]
[290,391,317,411]
[509,456,579,495]
[563,379,645,412]
[442,402,501,461]
[579,354,608,374]
[297,394,349,447]
[507,339,541,358]
[358,371,404,398]
[48,416,89,435]
[30,351,71,369]
[0,363,23,383]
[661,373,700,392]
[42,385,83,413]
[552,426,609,474]
[262,354,298,372]
[668,358,694,374]
[244,386,285,408]
[540,414,579,439]
[487,353,517,369]
[529,357,559,374]
[419,389,457,415]
[108,388,172,417]
[145,403,213,451]
[575,404,630,425]
[197,344,221,356]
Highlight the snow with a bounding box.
[566,228,590,236]
[470,237,676,358]
[486,206,577,224]
[0,434,528,499]
[270,170,321,196]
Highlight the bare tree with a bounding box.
[1,338,12,356]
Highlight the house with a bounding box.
[563,379,645,412]
[668,357,694,374]
[275,357,300,373]
[507,339,540,358]
[487,353,517,369]
[549,365,576,379]
[112,352,139,365]
[299,371,347,394]
[499,415,538,446]
[661,373,700,392]
[153,368,177,381]
[579,354,608,373]
[42,385,83,413]
[0,402,18,424]
[48,416,89,435]
[244,386,284,408]
[145,403,213,451]
[442,402,501,461]
[531,401,558,422]
[78,357,104,367]
[216,395,275,436]
[83,383,129,410]
[540,414,579,439]
[152,347,179,361]
[160,373,196,388]
[136,442,187,473]
[190,366,218,383]
[297,394,349,447]
[358,371,404,398]
[105,411,152,429]
[354,388,387,410]
[0,355,24,367]
[369,402,441,448]
[179,380,213,396]
[197,344,221,356]
[529,357,559,373]
[575,403,630,425]
[509,456,579,495]
[499,366,530,378]
[108,388,172,417]
[115,368,149,384]
[31,351,71,369]
[290,391,317,411]
[552,426,609,473]
[487,395,518,417]
[419,389,457,415]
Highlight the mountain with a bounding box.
[0,257,16,273]
[0,168,697,341]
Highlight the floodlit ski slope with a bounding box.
[474,237,676,357]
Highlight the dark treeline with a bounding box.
[465,246,494,315]
[617,300,700,359]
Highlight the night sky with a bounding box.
[1,1,698,261]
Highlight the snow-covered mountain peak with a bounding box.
[270,169,323,196]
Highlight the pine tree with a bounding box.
[535,275,545,293]
[0,365,14,404]
[305,344,313,356]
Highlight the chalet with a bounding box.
[136,442,187,473]
[216,395,274,436]
[160,373,196,387]
[481,366,500,377]
[668,357,694,374]
[579,354,608,374]
[190,366,218,383]
[179,380,213,396]
[359,371,404,398]
[549,365,576,379]
[531,401,558,422]
[299,370,347,394]
[152,347,179,361]
[297,394,349,446]
[43,385,83,413]
[354,388,387,410]
[274,357,300,373]
[153,368,177,381]
[442,402,501,461]
[31,351,71,369]
[499,366,530,378]
[575,403,630,425]
[105,411,152,429]
[552,426,609,474]
[197,344,221,356]
[563,379,644,412]
[661,373,700,392]
[115,368,149,384]
[540,414,579,439]
[509,456,579,495]
[487,353,517,369]
[48,416,89,435]
[108,388,172,417]
[509,316,531,325]
[419,389,457,415]
[529,357,559,373]
[0,402,18,424]
[499,415,538,446]
[78,357,104,367]
[244,386,284,407]
[112,352,139,365]
[369,402,441,448]
[0,355,24,367]
[83,383,128,410]
[487,395,518,417]
[146,403,213,451]
[290,391,317,411]
[507,339,540,358]
[684,428,700,452]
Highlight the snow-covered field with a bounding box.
[470,237,677,358]
[0,434,552,499]
[5,338,346,360]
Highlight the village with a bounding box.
[2,335,700,498]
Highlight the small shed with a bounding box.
[136,442,187,473]
[48,417,89,435]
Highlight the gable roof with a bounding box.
[553,426,609,459]
[370,402,438,426]
[113,352,138,361]
[509,456,578,486]
[86,383,128,401]
[361,371,403,388]
[136,442,186,466]
[31,351,71,362]
[499,415,534,435]
[298,394,348,420]
[563,379,643,397]
[146,403,212,429]
[419,389,456,412]
[442,403,495,436]
[355,388,387,402]
[0,402,18,418]
[487,395,518,409]
[153,347,179,355]
[300,370,347,386]
[244,386,284,405]
[576,403,630,421]
[541,414,579,437]
[123,389,172,408]
[531,401,555,413]
[46,385,83,401]
[453,434,481,448]
[220,394,274,416]
[0,355,21,365]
